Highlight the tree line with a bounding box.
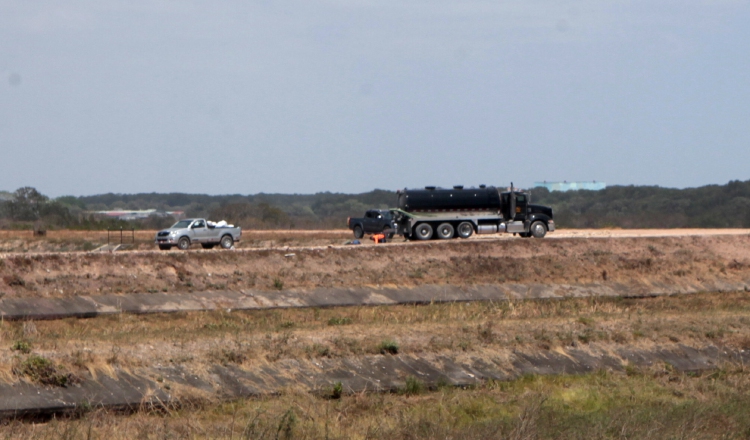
[2,180,750,230]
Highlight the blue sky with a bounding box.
[1,0,749,196]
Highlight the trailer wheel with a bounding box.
[530,221,547,238]
[457,222,473,239]
[353,225,364,239]
[177,237,191,250]
[436,223,454,239]
[414,223,433,240]
[220,235,234,249]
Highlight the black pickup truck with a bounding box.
[347,209,396,239]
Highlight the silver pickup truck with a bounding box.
[154,218,242,250]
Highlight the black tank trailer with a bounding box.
[397,185,501,212]
[387,184,555,240]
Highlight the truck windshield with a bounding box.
[171,220,192,229]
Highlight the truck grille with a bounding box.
[157,232,170,237]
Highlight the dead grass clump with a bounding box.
[263,332,293,362]
[212,347,248,366]
[478,322,495,344]
[3,274,25,287]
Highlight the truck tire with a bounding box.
[457,222,473,239]
[158,245,171,251]
[436,223,454,239]
[414,223,433,240]
[177,237,191,250]
[353,225,364,239]
[201,243,216,249]
[220,235,234,249]
[530,221,547,238]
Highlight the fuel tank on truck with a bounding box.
[397,186,502,212]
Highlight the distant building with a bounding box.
[91,209,184,221]
[534,181,606,192]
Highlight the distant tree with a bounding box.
[6,187,49,221]
[258,202,289,226]
[55,196,87,210]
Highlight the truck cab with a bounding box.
[501,191,528,222]
[347,209,396,239]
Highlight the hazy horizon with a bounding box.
[6,179,750,200]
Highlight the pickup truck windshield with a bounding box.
[171,220,193,229]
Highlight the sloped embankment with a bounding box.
[1,235,749,300]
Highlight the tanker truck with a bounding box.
[388,184,554,240]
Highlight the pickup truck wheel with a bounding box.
[353,225,364,239]
[414,223,433,240]
[436,223,454,239]
[158,245,171,251]
[220,235,234,249]
[201,243,216,249]
[457,222,473,239]
[177,237,191,250]
[530,221,547,238]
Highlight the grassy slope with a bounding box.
[2,292,750,438]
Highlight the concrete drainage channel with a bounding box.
[2,280,749,321]
[2,280,750,419]
[3,344,748,420]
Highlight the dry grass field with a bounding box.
[1,230,750,438]
[2,293,750,438]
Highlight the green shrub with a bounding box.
[15,355,78,387]
[625,364,641,377]
[273,278,284,290]
[11,340,31,354]
[331,381,343,399]
[379,339,399,355]
[327,317,352,326]
[402,376,424,395]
